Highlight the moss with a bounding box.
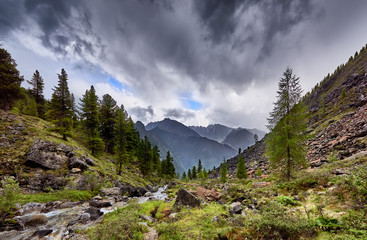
[17,190,94,204]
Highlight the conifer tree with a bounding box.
[266,67,308,181]
[0,47,23,111]
[138,136,153,175]
[192,166,197,179]
[152,146,161,175]
[70,93,79,126]
[220,161,228,183]
[182,172,187,181]
[27,70,45,118]
[236,148,247,179]
[115,107,126,175]
[79,85,104,155]
[162,151,175,178]
[197,159,203,174]
[188,169,192,179]
[99,94,117,153]
[202,168,208,179]
[50,69,72,140]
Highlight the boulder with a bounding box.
[79,212,91,222]
[85,207,103,220]
[229,202,242,215]
[19,202,45,215]
[15,214,48,229]
[173,188,201,208]
[144,229,158,240]
[25,140,72,170]
[89,200,112,208]
[68,156,88,170]
[101,187,121,196]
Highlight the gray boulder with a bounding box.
[68,156,88,170]
[19,202,45,215]
[89,200,112,208]
[101,187,121,196]
[25,140,73,170]
[229,202,242,216]
[85,207,103,220]
[173,188,201,208]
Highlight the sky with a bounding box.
[1,0,367,131]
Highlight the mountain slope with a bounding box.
[136,119,236,174]
[189,124,233,142]
[221,128,255,151]
[211,43,367,177]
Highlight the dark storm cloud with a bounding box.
[164,108,195,121]
[130,106,154,122]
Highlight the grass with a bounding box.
[17,189,94,204]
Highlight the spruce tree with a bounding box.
[152,146,161,175]
[202,168,208,180]
[192,166,197,179]
[27,70,45,118]
[99,94,117,153]
[50,69,72,140]
[138,136,152,175]
[220,161,228,183]
[266,67,308,181]
[162,151,175,178]
[0,47,23,111]
[197,159,203,174]
[115,107,126,175]
[182,172,187,181]
[79,85,104,155]
[188,169,192,179]
[236,149,247,179]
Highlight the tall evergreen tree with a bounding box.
[188,169,192,180]
[202,168,208,180]
[220,161,228,183]
[27,70,45,118]
[266,67,308,181]
[79,85,104,155]
[236,150,247,179]
[0,47,23,111]
[99,94,117,153]
[197,159,203,174]
[138,136,153,175]
[50,69,72,140]
[115,107,127,175]
[152,145,161,175]
[192,166,197,179]
[162,151,175,178]
[182,172,187,181]
[70,93,79,126]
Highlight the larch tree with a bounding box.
[0,47,23,111]
[79,85,104,155]
[27,70,45,118]
[99,94,117,153]
[266,67,308,181]
[50,69,73,140]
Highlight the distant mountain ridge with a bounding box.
[135,119,266,174]
[189,124,266,150]
[135,119,237,174]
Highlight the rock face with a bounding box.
[307,104,367,167]
[25,139,73,170]
[173,188,201,208]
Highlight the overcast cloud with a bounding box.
[1,0,367,131]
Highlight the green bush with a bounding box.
[244,202,315,239]
[276,195,299,206]
[0,177,21,222]
[83,170,103,193]
[315,216,341,231]
[346,164,367,205]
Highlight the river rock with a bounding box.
[89,200,112,208]
[173,188,201,208]
[31,229,53,238]
[19,202,45,215]
[80,213,91,222]
[101,187,121,196]
[15,214,48,229]
[25,139,73,170]
[85,207,103,220]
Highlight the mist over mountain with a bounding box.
[136,119,237,174]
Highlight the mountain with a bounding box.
[211,43,367,178]
[221,128,255,151]
[189,124,266,150]
[189,124,233,142]
[136,119,236,174]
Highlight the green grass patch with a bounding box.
[17,190,94,204]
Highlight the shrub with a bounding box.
[83,170,103,193]
[0,176,21,222]
[346,164,367,205]
[276,195,299,206]
[315,216,341,231]
[244,202,315,239]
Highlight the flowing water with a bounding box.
[0,186,168,240]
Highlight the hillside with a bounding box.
[221,128,255,151]
[135,119,237,173]
[211,43,367,178]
